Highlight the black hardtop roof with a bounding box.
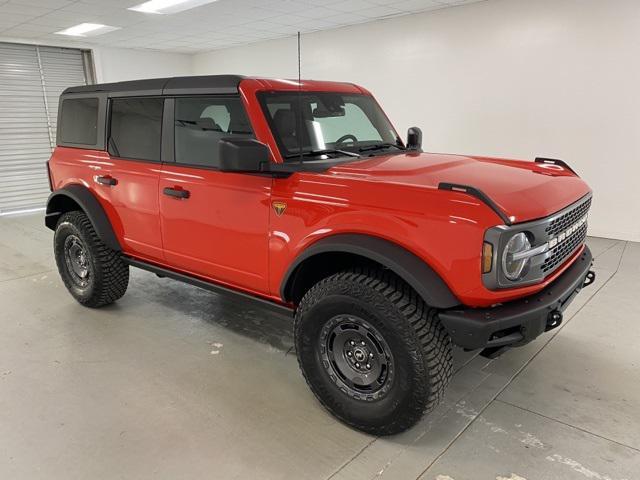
[62,74,246,97]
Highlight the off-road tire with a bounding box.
[54,211,129,308]
[294,268,453,435]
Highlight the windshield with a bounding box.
[259,92,403,161]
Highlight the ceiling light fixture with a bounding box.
[55,23,120,37]
[128,0,218,15]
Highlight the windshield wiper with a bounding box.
[284,149,361,159]
[358,143,405,153]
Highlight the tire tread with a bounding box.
[55,211,129,308]
[295,267,453,435]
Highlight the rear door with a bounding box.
[103,96,163,262]
[159,95,271,295]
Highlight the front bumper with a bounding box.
[439,245,594,352]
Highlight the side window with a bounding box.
[108,97,163,161]
[174,96,253,168]
[59,97,99,145]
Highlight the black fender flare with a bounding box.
[45,184,121,251]
[280,234,460,309]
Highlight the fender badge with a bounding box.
[272,201,287,216]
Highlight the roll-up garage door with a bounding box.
[0,42,92,215]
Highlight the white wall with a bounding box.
[0,37,192,84]
[192,0,640,242]
[92,47,191,83]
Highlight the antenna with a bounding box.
[297,31,303,163]
[297,31,301,85]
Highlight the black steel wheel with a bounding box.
[295,268,453,436]
[321,315,394,400]
[63,234,91,288]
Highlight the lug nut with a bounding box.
[350,340,355,346]
[347,351,352,357]
[361,341,365,346]
[366,363,371,369]
[369,352,374,358]
[355,363,360,368]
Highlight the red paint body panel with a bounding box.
[50,147,164,261]
[158,164,272,293]
[48,77,592,309]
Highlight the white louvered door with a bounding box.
[0,42,91,214]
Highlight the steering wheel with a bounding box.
[335,134,358,145]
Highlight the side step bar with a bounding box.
[123,257,294,316]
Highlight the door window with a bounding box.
[174,97,253,168]
[108,97,163,161]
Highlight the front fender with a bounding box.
[281,233,460,309]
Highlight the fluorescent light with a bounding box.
[55,23,120,37]
[128,0,218,15]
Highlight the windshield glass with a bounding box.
[259,92,402,161]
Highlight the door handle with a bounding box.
[163,187,190,199]
[95,175,117,186]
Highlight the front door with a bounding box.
[159,95,271,295]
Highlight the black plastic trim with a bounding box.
[45,184,121,251]
[439,245,593,350]
[535,157,578,175]
[281,234,460,309]
[62,75,245,97]
[438,182,512,225]
[161,97,175,163]
[124,257,293,316]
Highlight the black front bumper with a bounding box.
[439,246,595,352]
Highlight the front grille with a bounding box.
[545,197,592,236]
[483,193,592,289]
[542,221,588,273]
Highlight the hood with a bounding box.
[329,152,591,224]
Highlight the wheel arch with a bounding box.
[45,184,121,252]
[281,234,460,309]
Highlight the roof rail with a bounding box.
[62,74,246,97]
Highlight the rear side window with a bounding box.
[60,97,99,145]
[108,97,163,161]
[174,96,252,168]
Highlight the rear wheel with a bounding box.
[294,268,453,435]
[54,211,129,308]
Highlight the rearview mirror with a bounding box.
[219,138,270,173]
[407,127,423,151]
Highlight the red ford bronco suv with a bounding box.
[46,75,595,435]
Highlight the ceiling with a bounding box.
[0,0,484,53]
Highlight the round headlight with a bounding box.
[502,232,532,281]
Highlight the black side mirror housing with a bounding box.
[219,138,270,173]
[407,127,423,151]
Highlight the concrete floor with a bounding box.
[0,213,638,480]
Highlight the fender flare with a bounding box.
[280,234,460,309]
[45,184,121,251]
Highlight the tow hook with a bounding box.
[583,270,596,288]
[546,310,563,331]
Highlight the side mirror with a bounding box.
[406,127,423,151]
[219,138,270,173]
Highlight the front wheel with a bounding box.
[54,211,129,308]
[294,269,453,435]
